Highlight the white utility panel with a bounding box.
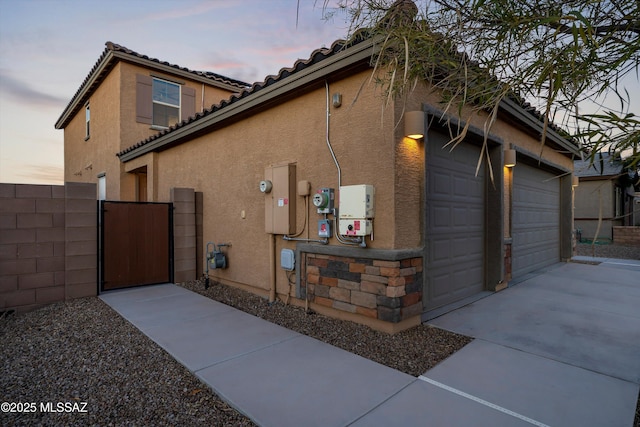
[339,185,375,219]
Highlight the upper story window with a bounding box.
[85,103,90,140]
[136,74,195,128]
[152,78,180,128]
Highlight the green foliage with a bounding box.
[325,0,640,164]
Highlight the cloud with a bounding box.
[6,164,64,185]
[0,69,67,109]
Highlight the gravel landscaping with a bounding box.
[575,242,640,260]
[1,280,470,426]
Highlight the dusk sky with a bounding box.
[0,0,349,185]
[1,1,638,185]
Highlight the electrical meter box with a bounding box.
[313,187,334,214]
[339,185,375,219]
[264,163,296,234]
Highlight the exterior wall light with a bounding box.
[504,148,516,168]
[572,175,579,187]
[404,111,425,139]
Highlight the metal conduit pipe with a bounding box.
[269,233,276,303]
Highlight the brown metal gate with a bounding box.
[99,201,173,291]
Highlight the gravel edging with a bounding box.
[180,279,472,377]
[1,281,472,426]
[0,297,255,427]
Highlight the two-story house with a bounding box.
[55,42,249,201]
[58,36,579,332]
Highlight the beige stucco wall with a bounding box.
[137,71,403,296]
[574,179,616,239]
[64,64,121,200]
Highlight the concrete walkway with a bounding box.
[100,258,640,427]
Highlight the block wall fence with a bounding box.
[613,226,640,246]
[0,183,97,314]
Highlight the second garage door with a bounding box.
[512,163,560,278]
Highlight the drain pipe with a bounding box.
[269,233,276,303]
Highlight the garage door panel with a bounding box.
[512,164,560,278]
[425,132,485,311]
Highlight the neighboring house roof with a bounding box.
[116,34,580,162]
[574,153,623,178]
[54,42,250,130]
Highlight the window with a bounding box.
[152,78,180,128]
[98,173,106,200]
[85,103,90,140]
[136,74,195,126]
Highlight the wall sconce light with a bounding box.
[504,148,516,168]
[572,175,579,187]
[404,111,425,139]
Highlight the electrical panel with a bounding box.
[339,185,375,218]
[339,185,375,237]
[318,219,331,238]
[264,164,296,234]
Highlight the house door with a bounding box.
[424,131,485,312]
[512,163,560,278]
[99,201,173,291]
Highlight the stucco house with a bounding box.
[57,35,579,332]
[55,42,249,201]
[574,153,640,241]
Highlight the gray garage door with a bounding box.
[512,164,560,278]
[424,132,485,311]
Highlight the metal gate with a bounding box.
[99,201,173,291]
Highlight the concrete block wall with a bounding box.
[171,188,197,283]
[304,253,423,329]
[0,183,97,314]
[613,226,640,247]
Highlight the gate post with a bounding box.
[171,188,196,283]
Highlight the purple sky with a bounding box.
[0,0,349,184]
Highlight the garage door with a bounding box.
[512,164,560,278]
[424,132,485,311]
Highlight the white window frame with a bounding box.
[97,173,106,201]
[85,103,90,140]
[151,77,181,129]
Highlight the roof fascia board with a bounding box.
[55,51,116,129]
[119,39,376,162]
[500,97,580,156]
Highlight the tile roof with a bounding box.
[574,153,623,178]
[116,31,578,160]
[104,42,250,89]
[55,42,250,129]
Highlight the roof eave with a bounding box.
[55,50,116,129]
[500,97,580,157]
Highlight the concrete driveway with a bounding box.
[422,259,640,427]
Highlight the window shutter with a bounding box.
[181,86,196,121]
[136,74,152,124]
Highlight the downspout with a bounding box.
[269,233,276,303]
